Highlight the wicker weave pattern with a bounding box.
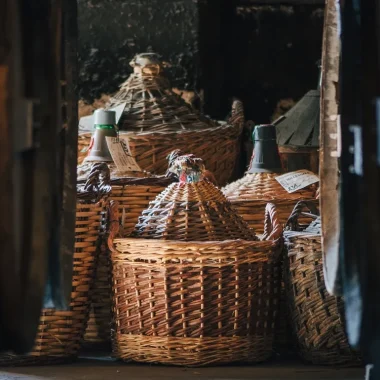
[77,54,243,185]
[111,237,282,366]
[77,125,240,186]
[0,201,105,365]
[133,181,258,241]
[222,173,317,234]
[112,184,167,235]
[83,175,175,347]
[113,335,274,367]
[109,72,216,133]
[83,242,112,347]
[223,173,315,201]
[284,202,360,366]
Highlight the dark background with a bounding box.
[77,0,324,123]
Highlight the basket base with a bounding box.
[298,348,362,367]
[113,334,274,367]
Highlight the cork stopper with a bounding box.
[130,53,162,75]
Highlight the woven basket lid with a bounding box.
[107,53,219,133]
[222,172,316,202]
[133,153,258,241]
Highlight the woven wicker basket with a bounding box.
[223,172,318,357]
[284,202,361,366]
[0,164,111,365]
[108,155,283,366]
[83,175,174,348]
[222,173,317,234]
[77,53,242,186]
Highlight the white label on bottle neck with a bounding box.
[106,136,142,172]
[275,170,319,193]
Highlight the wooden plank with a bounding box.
[319,0,341,296]
[236,0,325,5]
[58,0,78,308]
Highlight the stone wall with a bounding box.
[77,0,324,122]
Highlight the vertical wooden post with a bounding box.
[319,0,341,295]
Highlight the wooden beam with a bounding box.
[236,0,325,5]
[319,0,340,296]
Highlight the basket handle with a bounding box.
[83,163,112,197]
[107,200,120,253]
[262,203,283,241]
[285,201,319,232]
[228,98,245,129]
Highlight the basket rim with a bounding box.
[284,230,321,239]
[113,237,280,247]
[118,122,240,137]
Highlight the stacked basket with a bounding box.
[83,173,175,348]
[0,164,111,365]
[222,124,318,355]
[284,202,360,366]
[107,153,283,366]
[77,53,243,186]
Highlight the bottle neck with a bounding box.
[94,124,115,130]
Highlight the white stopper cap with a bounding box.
[94,109,116,125]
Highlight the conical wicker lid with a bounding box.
[107,53,218,133]
[133,153,258,241]
[222,172,316,202]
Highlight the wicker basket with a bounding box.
[222,173,317,234]
[78,53,243,186]
[0,164,111,365]
[284,202,361,366]
[108,155,283,366]
[108,201,282,366]
[83,175,174,348]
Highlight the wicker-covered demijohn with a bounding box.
[108,153,283,366]
[222,124,317,234]
[0,164,111,366]
[78,53,243,186]
[284,201,361,366]
[223,172,316,234]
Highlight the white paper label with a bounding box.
[106,136,142,172]
[275,170,319,193]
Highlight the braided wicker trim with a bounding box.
[113,334,274,366]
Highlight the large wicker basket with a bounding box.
[108,154,283,366]
[78,53,243,186]
[83,175,174,348]
[284,202,361,366]
[0,164,111,365]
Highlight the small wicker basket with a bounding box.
[284,201,361,366]
[0,164,111,365]
[83,174,174,348]
[108,155,283,366]
[77,53,243,186]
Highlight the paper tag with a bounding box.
[106,136,142,172]
[275,170,319,193]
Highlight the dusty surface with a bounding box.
[0,358,364,380]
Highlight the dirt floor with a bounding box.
[0,357,364,380]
